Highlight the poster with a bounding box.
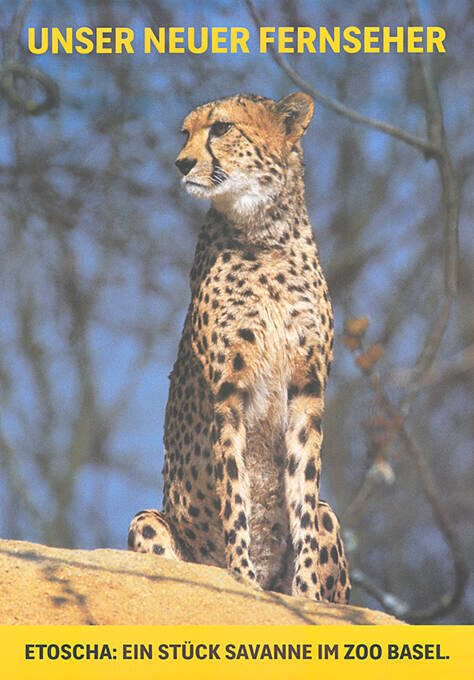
[0,0,472,677]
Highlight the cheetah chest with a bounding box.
[236,290,322,585]
[241,288,321,432]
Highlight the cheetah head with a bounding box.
[175,92,314,220]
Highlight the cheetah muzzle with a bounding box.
[128,92,351,603]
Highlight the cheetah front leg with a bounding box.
[212,389,259,587]
[317,500,352,603]
[285,388,324,600]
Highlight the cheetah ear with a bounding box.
[276,92,314,140]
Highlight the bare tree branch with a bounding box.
[396,421,469,622]
[5,0,33,60]
[401,0,459,406]
[244,0,438,155]
[392,345,474,389]
[369,370,469,622]
[350,569,410,619]
[0,0,59,115]
[0,423,44,526]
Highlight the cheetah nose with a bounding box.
[175,157,197,176]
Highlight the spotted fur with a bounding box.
[128,93,350,603]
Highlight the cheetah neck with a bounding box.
[211,153,311,246]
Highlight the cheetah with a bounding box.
[128,93,351,603]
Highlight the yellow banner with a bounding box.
[0,625,472,679]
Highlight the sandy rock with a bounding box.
[0,538,403,625]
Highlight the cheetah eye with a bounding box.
[210,121,232,138]
[180,129,189,141]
